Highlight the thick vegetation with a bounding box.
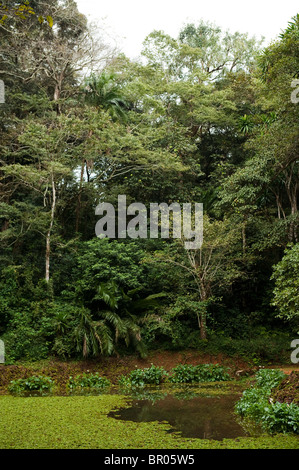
[235,369,299,434]
[0,3,298,363]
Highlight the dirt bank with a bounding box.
[271,371,299,404]
[0,350,298,393]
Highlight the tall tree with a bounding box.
[147,216,243,339]
[0,0,115,113]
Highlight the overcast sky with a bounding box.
[76,0,298,59]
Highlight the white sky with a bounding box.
[76,0,298,59]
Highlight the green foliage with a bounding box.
[261,402,299,434]
[73,307,114,358]
[235,386,270,421]
[279,14,299,40]
[255,368,286,389]
[3,324,50,363]
[235,369,299,434]
[1,299,54,362]
[0,4,298,363]
[82,72,129,121]
[1,395,299,449]
[67,373,111,391]
[169,364,231,383]
[271,244,299,323]
[8,375,54,395]
[118,365,168,388]
[72,239,147,294]
[207,334,291,363]
[117,374,132,389]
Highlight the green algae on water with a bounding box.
[0,395,298,449]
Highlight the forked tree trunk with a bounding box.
[54,77,63,115]
[187,249,209,340]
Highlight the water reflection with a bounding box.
[109,390,249,441]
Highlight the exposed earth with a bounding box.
[271,371,299,405]
[0,350,298,398]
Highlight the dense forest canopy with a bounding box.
[0,1,298,362]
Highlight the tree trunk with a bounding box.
[75,158,85,233]
[284,164,298,243]
[199,283,208,340]
[45,174,56,283]
[199,310,207,340]
[45,231,51,283]
[54,80,62,115]
[75,130,93,232]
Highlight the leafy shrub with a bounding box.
[118,365,168,388]
[235,387,269,420]
[235,369,299,434]
[118,374,132,388]
[271,243,299,322]
[8,375,54,394]
[2,313,51,362]
[188,332,291,363]
[168,364,198,383]
[261,402,299,434]
[255,368,286,389]
[67,372,111,390]
[169,363,231,383]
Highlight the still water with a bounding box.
[109,387,249,441]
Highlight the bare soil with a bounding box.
[271,371,299,405]
[0,349,298,394]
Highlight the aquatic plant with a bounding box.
[235,369,299,434]
[8,375,55,395]
[67,372,111,391]
[169,363,231,383]
[118,364,168,388]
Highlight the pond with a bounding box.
[108,384,254,441]
[6,383,261,441]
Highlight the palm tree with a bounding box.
[73,308,114,358]
[72,282,145,358]
[239,114,254,135]
[82,71,128,122]
[96,281,145,357]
